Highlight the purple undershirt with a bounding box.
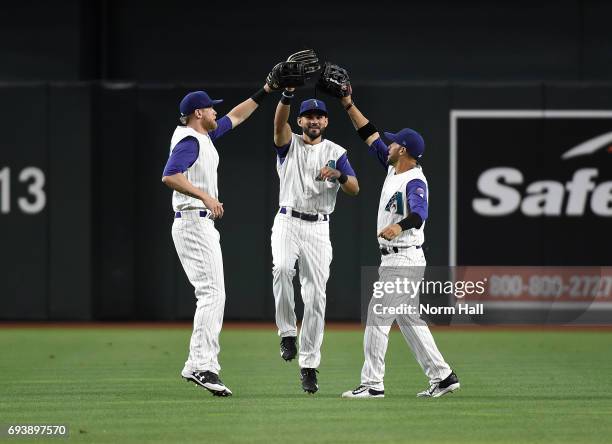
[162,116,232,176]
[275,143,290,162]
[368,137,389,169]
[406,179,428,221]
[208,115,232,141]
[335,153,356,177]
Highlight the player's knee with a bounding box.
[304,295,326,312]
[272,264,296,278]
[194,283,225,302]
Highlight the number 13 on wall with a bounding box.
[0,167,46,215]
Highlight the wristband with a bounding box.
[357,122,378,141]
[280,90,294,105]
[338,173,348,184]
[397,213,423,231]
[250,87,267,105]
[344,101,354,111]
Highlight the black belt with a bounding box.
[280,207,328,222]
[175,210,209,218]
[380,245,421,255]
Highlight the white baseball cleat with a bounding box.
[417,371,460,398]
[342,385,385,398]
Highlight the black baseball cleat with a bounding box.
[417,371,460,398]
[181,370,233,397]
[280,336,297,361]
[300,368,319,394]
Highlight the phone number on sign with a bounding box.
[488,275,612,298]
[4,424,68,437]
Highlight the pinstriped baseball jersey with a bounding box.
[169,126,219,211]
[378,165,427,248]
[277,133,346,214]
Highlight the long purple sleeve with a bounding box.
[208,115,233,141]
[162,136,199,176]
[368,137,389,169]
[406,179,428,221]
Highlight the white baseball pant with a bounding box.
[271,211,332,369]
[172,211,225,375]
[360,247,452,391]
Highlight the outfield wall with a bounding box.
[1,82,611,320]
[3,1,612,84]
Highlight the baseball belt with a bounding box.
[380,245,422,255]
[280,207,329,222]
[174,210,211,219]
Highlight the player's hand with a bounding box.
[378,224,402,241]
[318,166,341,181]
[202,196,224,219]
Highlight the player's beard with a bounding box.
[303,125,324,141]
[204,118,218,131]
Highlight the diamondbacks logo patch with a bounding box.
[316,159,337,182]
[385,192,404,214]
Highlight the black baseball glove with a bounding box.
[286,49,321,78]
[266,61,306,90]
[317,62,352,98]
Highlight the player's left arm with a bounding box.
[318,153,359,196]
[227,84,273,127]
[378,179,428,240]
[209,84,273,142]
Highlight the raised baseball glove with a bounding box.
[286,49,320,78]
[317,62,352,98]
[266,61,306,90]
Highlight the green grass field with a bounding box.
[1,326,611,443]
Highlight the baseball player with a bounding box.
[161,84,272,396]
[272,89,359,394]
[337,91,460,399]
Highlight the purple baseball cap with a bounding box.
[384,128,425,159]
[179,91,223,116]
[299,98,328,116]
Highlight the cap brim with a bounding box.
[299,109,328,117]
[212,99,223,105]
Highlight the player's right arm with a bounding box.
[273,88,294,148]
[379,180,428,240]
[161,174,224,219]
[340,95,388,169]
[161,137,224,218]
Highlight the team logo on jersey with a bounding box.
[316,160,337,182]
[384,192,404,214]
